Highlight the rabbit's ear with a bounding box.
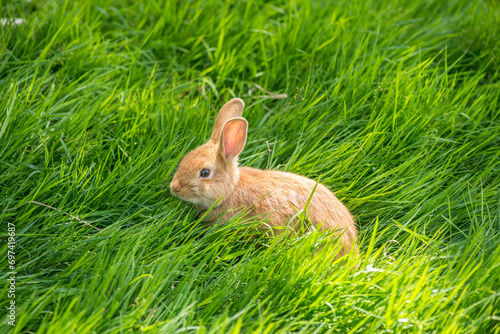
[210,98,245,143]
[219,117,248,160]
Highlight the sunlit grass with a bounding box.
[0,0,499,333]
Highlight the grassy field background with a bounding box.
[1,0,499,332]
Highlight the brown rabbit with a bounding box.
[170,98,358,256]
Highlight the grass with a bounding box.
[1,0,499,332]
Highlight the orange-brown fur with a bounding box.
[170,98,358,256]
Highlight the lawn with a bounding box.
[1,0,499,333]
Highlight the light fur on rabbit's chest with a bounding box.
[209,167,355,237]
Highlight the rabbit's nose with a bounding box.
[170,181,181,194]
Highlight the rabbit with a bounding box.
[170,98,358,256]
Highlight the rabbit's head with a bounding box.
[170,98,248,209]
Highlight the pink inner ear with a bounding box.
[224,135,235,159]
[224,121,245,159]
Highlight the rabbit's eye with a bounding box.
[199,169,211,178]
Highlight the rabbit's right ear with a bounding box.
[210,98,245,143]
[219,117,248,161]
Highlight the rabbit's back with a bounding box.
[211,167,357,254]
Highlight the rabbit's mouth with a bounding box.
[170,181,194,199]
[170,188,191,201]
[170,180,219,209]
[171,189,209,207]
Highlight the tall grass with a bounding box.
[1,0,499,333]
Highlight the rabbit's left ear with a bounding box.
[219,117,248,160]
[210,98,245,143]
